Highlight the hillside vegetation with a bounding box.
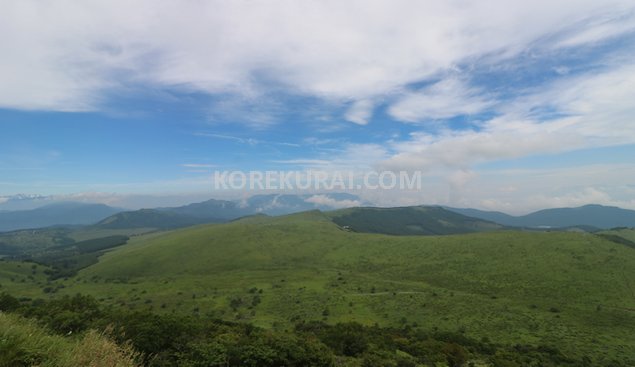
[600,228,635,243]
[3,291,596,367]
[1,210,634,364]
[0,312,139,367]
[0,227,150,255]
[328,206,503,235]
[96,209,207,230]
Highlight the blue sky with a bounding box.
[1,1,635,213]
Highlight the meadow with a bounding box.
[1,211,634,365]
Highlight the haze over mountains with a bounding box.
[0,193,368,232]
[1,192,634,233]
[446,204,635,229]
[0,202,121,232]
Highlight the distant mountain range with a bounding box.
[0,193,368,232]
[97,193,368,230]
[328,206,504,235]
[2,193,634,233]
[0,194,50,211]
[446,204,635,229]
[0,202,121,232]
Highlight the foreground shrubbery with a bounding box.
[0,292,624,366]
[0,312,139,367]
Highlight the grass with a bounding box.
[327,206,503,235]
[0,228,74,253]
[1,211,634,364]
[0,227,156,255]
[0,261,50,297]
[600,228,635,242]
[69,228,155,242]
[0,313,140,367]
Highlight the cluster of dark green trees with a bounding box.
[23,235,130,280]
[0,292,622,367]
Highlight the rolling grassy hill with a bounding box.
[95,208,208,229]
[597,228,635,249]
[0,210,631,364]
[328,206,504,235]
[600,227,635,242]
[0,226,154,257]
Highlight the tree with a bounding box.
[0,292,19,312]
[443,343,468,367]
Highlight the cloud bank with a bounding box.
[2,0,634,115]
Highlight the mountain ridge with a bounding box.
[446,204,635,229]
[328,205,504,235]
[94,193,368,229]
[0,202,121,232]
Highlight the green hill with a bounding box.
[597,228,635,249]
[2,211,635,364]
[0,226,150,258]
[600,227,635,242]
[95,209,207,229]
[34,212,635,363]
[328,206,504,235]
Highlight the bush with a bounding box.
[0,293,19,312]
[0,313,140,367]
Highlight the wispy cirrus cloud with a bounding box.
[380,62,635,172]
[194,132,300,147]
[388,78,494,123]
[552,10,635,48]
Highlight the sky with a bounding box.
[1,0,635,214]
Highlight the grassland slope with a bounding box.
[328,206,504,235]
[56,211,635,363]
[2,211,634,364]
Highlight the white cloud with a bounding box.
[303,143,389,172]
[304,194,362,209]
[344,99,374,125]
[2,0,634,119]
[347,163,635,214]
[269,61,635,212]
[195,132,300,147]
[554,10,635,48]
[380,63,635,172]
[388,79,493,122]
[319,61,635,212]
[465,164,635,214]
